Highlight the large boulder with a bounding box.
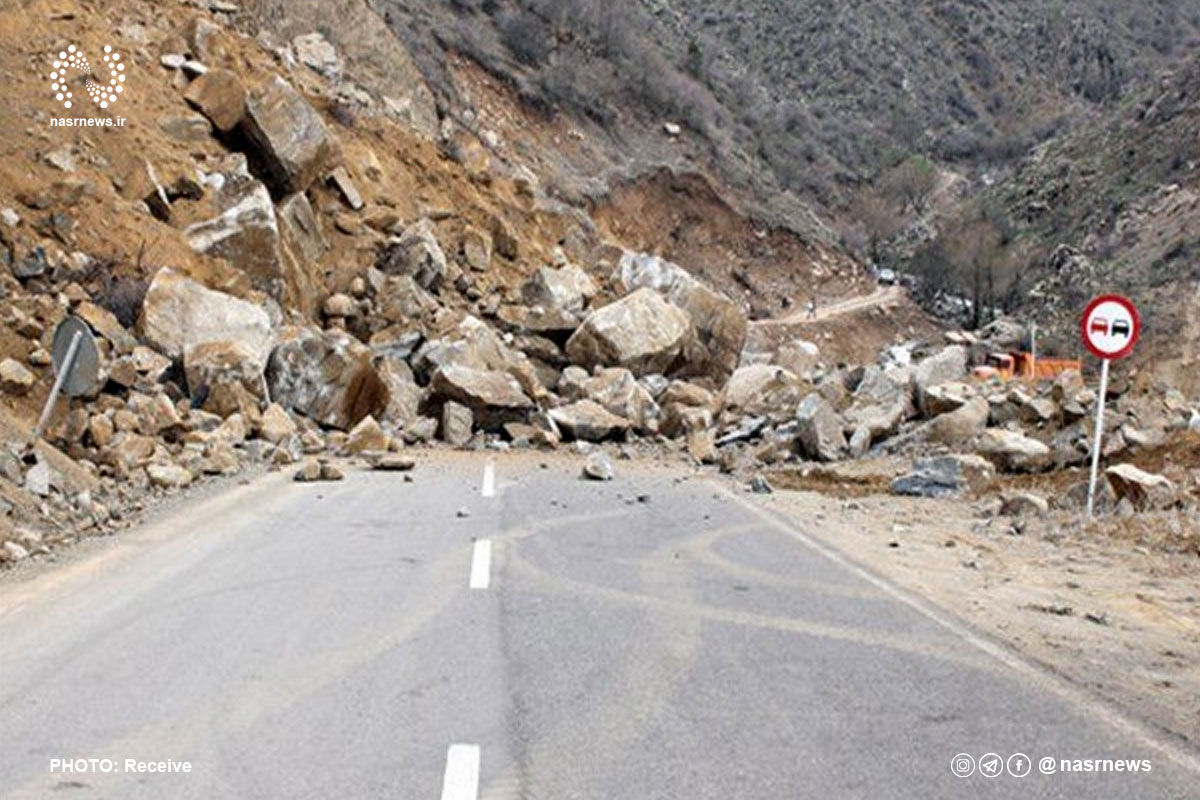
[928,397,989,446]
[844,366,914,443]
[772,339,821,380]
[580,368,659,433]
[796,393,846,462]
[429,366,534,426]
[566,288,691,376]
[913,346,968,412]
[266,326,389,430]
[722,365,807,420]
[139,268,273,365]
[549,400,632,442]
[613,251,747,383]
[891,455,995,498]
[375,356,422,428]
[974,429,1052,473]
[414,316,547,403]
[522,264,597,314]
[183,157,286,298]
[185,341,267,419]
[377,218,447,291]
[183,68,247,132]
[1106,464,1176,511]
[241,75,332,194]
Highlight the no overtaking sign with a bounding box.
[1081,294,1140,361]
[1080,294,1141,517]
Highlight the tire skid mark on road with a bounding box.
[493,507,642,546]
[719,484,1200,777]
[480,531,704,800]
[678,525,888,601]
[504,549,995,673]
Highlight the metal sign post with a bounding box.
[31,316,101,444]
[1080,295,1141,518]
[1085,358,1110,518]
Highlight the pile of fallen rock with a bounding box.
[2,12,1197,566]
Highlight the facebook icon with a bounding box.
[1007,753,1032,778]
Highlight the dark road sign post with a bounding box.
[32,316,100,443]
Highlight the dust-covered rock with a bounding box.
[1105,464,1176,511]
[582,450,615,481]
[796,393,846,462]
[566,288,691,377]
[185,340,267,419]
[550,400,632,442]
[377,218,448,291]
[974,429,1052,473]
[441,401,474,446]
[140,267,273,365]
[429,366,533,425]
[267,326,389,431]
[241,75,332,194]
[0,359,35,396]
[613,251,747,383]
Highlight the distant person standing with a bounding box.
[807,296,818,319]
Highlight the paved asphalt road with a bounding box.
[1,454,1197,799]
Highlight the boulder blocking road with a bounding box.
[0,453,1196,799]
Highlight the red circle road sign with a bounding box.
[1080,294,1140,360]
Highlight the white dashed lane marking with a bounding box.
[470,540,492,590]
[481,460,496,498]
[440,744,481,800]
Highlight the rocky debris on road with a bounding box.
[294,459,344,482]
[582,450,615,481]
[370,454,416,472]
[267,327,389,431]
[4,5,1199,574]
